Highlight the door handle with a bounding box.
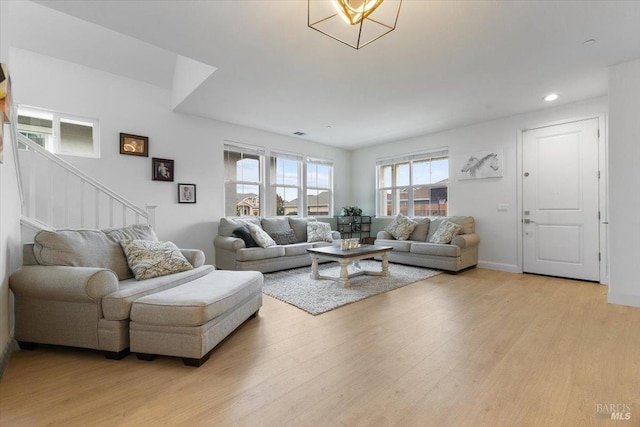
[524,219,535,224]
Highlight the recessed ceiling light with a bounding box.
[543,93,559,102]
[583,39,596,46]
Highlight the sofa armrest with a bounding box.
[9,265,119,303]
[180,249,206,268]
[451,233,480,249]
[331,231,341,240]
[377,230,394,240]
[214,235,246,252]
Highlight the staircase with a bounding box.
[7,106,155,242]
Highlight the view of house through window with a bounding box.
[377,150,449,217]
[17,107,99,157]
[224,143,333,217]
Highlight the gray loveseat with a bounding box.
[214,216,340,273]
[374,216,480,272]
[9,224,215,359]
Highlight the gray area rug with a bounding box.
[263,260,441,315]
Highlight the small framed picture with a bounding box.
[178,183,196,204]
[152,158,174,182]
[120,133,149,157]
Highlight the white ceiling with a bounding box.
[9,0,640,149]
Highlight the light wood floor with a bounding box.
[1,268,639,427]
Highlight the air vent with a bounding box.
[293,131,306,136]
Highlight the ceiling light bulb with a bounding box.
[332,0,385,25]
[543,93,559,102]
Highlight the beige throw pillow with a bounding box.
[247,223,277,248]
[385,213,418,240]
[428,220,462,244]
[307,221,334,243]
[120,240,193,280]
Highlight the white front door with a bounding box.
[522,118,600,281]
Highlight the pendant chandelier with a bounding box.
[308,0,403,50]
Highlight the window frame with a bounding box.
[376,149,449,217]
[304,157,333,218]
[269,151,302,217]
[224,142,265,217]
[17,105,100,158]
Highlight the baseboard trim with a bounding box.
[0,338,19,381]
[477,261,520,273]
[607,292,640,308]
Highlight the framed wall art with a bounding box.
[178,183,196,204]
[120,133,149,157]
[152,158,174,182]
[459,148,503,180]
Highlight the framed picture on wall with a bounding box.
[458,148,504,180]
[120,133,149,157]
[178,183,196,204]
[152,158,174,182]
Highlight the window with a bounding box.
[270,153,302,216]
[17,106,100,157]
[224,143,264,217]
[377,150,448,217]
[306,158,333,216]
[224,143,334,218]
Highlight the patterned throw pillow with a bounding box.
[385,213,418,240]
[232,226,259,248]
[269,229,298,245]
[120,240,193,280]
[307,221,334,243]
[247,223,277,248]
[428,220,462,244]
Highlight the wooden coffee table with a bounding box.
[307,245,393,288]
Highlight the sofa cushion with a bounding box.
[283,242,314,256]
[236,246,286,262]
[410,242,461,257]
[102,265,215,320]
[248,223,277,248]
[120,240,193,280]
[33,224,157,281]
[385,213,417,240]
[307,222,334,243]
[218,216,261,238]
[232,226,259,248]
[374,238,411,252]
[289,217,314,243]
[428,220,462,244]
[427,216,475,241]
[270,229,298,245]
[261,217,293,236]
[408,217,430,241]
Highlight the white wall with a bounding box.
[9,48,352,263]
[351,96,608,272]
[0,0,23,374]
[608,58,640,307]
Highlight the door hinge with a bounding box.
[598,129,600,138]
[597,170,601,179]
[599,252,601,261]
[598,211,601,220]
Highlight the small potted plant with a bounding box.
[340,206,362,217]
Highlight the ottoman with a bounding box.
[129,270,263,366]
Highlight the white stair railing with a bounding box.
[16,132,156,231]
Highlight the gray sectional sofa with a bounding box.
[214,216,340,273]
[374,216,480,272]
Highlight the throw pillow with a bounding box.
[269,229,298,245]
[385,213,418,240]
[428,220,462,244]
[120,240,193,280]
[232,226,259,248]
[307,221,334,243]
[247,223,277,248]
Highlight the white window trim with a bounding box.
[268,151,303,217]
[304,156,333,218]
[376,148,449,217]
[18,105,100,158]
[224,141,265,217]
